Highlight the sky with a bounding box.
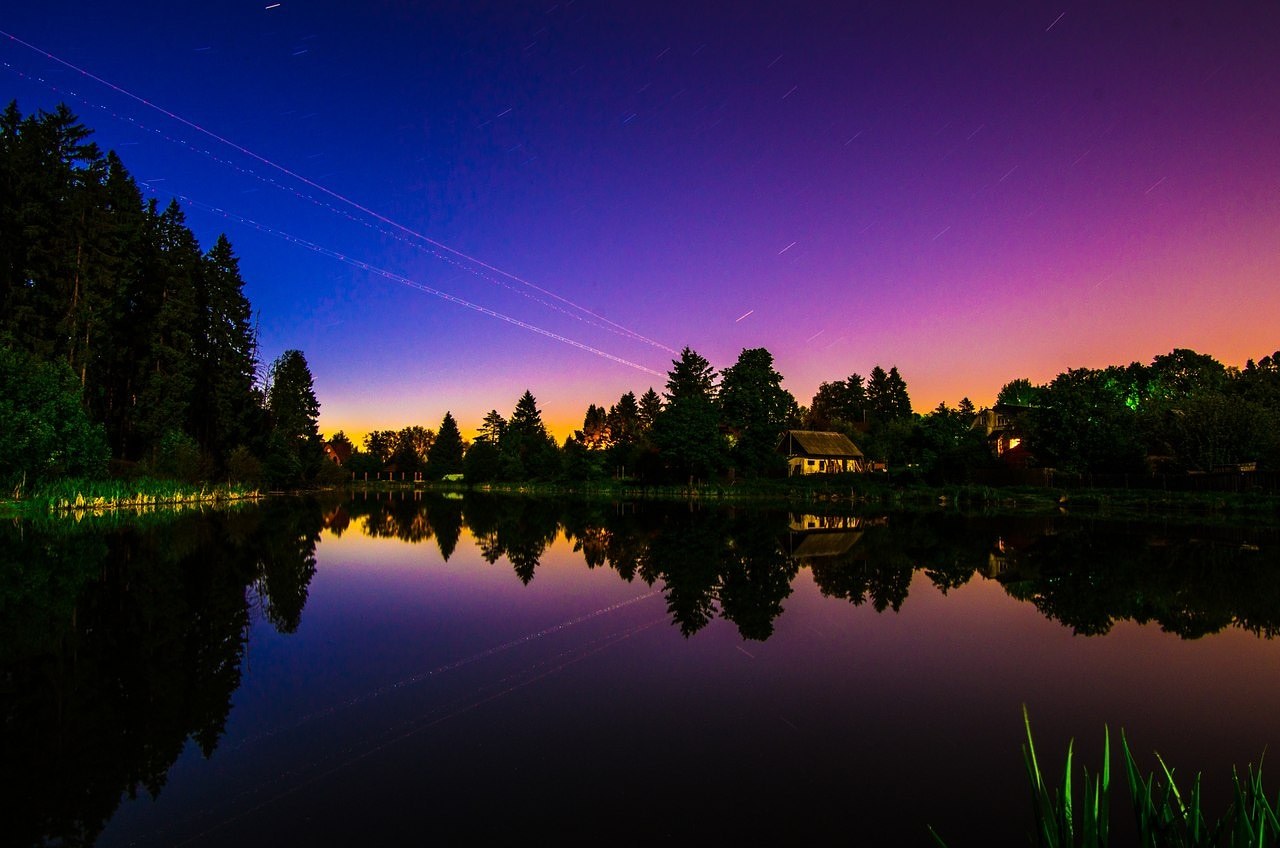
[3,2,1278,441]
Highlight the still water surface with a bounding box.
[4,493,1280,846]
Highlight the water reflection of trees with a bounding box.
[994,522,1280,638]
[350,494,1280,643]
[0,500,324,847]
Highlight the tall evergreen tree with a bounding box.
[886,366,912,419]
[0,102,300,482]
[652,347,726,480]
[719,347,794,477]
[195,234,261,463]
[133,200,202,460]
[503,390,559,479]
[867,366,891,419]
[607,391,641,448]
[427,412,465,478]
[867,365,911,421]
[478,409,507,445]
[266,349,322,483]
[638,387,663,432]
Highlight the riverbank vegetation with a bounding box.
[337,343,1280,495]
[4,103,1277,508]
[1,103,333,499]
[933,709,1280,847]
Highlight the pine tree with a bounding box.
[607,391,641,447]
[867,365,891,420]
[719,347,794,477]
[638,387,663,432]
[266,349,322,484]
[135,200,201,459]
[503,390,559,479]
[427,412,465,478]
[478,409,507,445]
[195,234,261,463]
[886,366,912,419]
[652,347,726,480]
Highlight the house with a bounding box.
[973,403,1035,468]
[776,430,867,476]
[323,440,353,465]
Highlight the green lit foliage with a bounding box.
[1025,368,1146,474]
[997,378,1044,407]
[0,346,109,493]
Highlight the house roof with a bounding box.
[790,530,864,559]
[776,430,865,458]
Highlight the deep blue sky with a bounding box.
[4,2,1278,438]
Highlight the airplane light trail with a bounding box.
[153,185,664,377]
[0,28,677,355]
[0,56,665,350]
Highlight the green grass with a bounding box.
[21,477,260,514]
[931,708,1280,847]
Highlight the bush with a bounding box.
[0,346,108,495]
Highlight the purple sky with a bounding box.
[4,1,1278,439]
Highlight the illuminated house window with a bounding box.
[1008,437,1021,449]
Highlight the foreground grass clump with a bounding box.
[931,708,1280,847]
[27,477,260,513]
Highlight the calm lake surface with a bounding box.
[5,492,1280,846]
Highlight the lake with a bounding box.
[4,492,1280,846]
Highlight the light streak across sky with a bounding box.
[157,185,664,377]
[0,28,677,356]
[2,3,1279,438]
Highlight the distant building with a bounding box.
[323,440,353,465]
[776,430,867,476]
[974,403,1036,468]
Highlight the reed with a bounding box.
[28,478,260,513]
[931,709,1280,847]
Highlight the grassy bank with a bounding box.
[348,474,1280,523]
[1,478,261,517]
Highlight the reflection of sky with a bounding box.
[98,517,1280,845]
[3,4,1278,439]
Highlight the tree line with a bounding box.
[352,342,1280,487]
[993,348,1280,474]
[5,105,1275,491]
[1,102,326,492]
[341,346,948,484]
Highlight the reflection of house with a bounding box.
[974,404,1034,468]
[776,430,867,476]
[785,514,886,561]
[787,514,884,533]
